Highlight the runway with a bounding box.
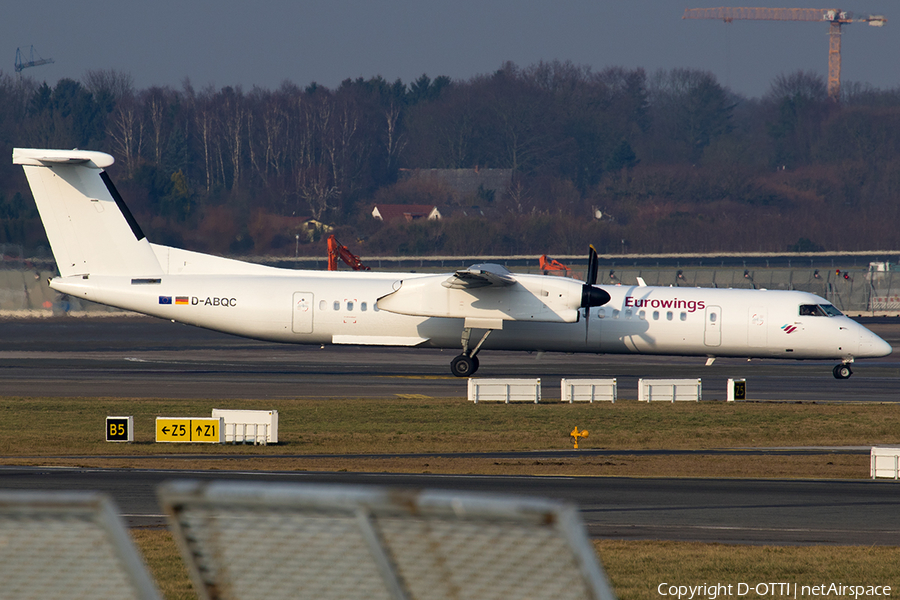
[0,317,897,401]
[1,316,898,546]
[1,465,898,546]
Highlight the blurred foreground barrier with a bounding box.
[159,480,617,600]
[0,491,161,600]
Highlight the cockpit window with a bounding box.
[799,304,841,317]
[820,304,842,317]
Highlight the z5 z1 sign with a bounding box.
[156,417,224,443]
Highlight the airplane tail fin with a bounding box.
[13,148,162,278]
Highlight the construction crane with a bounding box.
[14,46,54,73]
[683,8,886,101]
[326,235,369,271]
[538,255,574,277]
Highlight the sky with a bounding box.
[4,1,899,99]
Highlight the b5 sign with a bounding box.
[106,416,133,442]
[156,417,224,443]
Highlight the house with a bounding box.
[371,204,442,222]
[298,217,333,241]
[268,216,333,242]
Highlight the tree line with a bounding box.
[1,61,900,258]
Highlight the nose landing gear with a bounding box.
[833,363,853,379]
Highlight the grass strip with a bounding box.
[2,396,899,454]
[2,396,898,477]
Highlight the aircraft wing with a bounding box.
[442,264,516,289]
[378,265,609,326]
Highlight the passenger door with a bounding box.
[292,292,314,334]
[704,305,722,347]
[748,307,767,348]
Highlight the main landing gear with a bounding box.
[450,327,492,377]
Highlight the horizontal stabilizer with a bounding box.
[13,149,114,169]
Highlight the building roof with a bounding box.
[372,204,442,221]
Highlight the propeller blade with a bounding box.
[586,245,599,286]
[583,245,606,342]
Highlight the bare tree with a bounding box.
[218,86,245,188]
[83,69,134,102]
[143,86,175,166]
[106,93,144,177]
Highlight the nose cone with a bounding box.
[581,284,611,308]
[859,327,893,358]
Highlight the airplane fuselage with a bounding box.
[51,268,889,364]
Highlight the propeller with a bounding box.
[582,245,610,341]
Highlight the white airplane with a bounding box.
[14,148,892,379]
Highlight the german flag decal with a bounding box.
[175,296,189,305]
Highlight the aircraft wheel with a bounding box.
[833,364,852,379]
[451,355,478,377]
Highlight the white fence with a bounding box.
[468,378,541,403]
[212,409,278,444]
[871,446,900,479]
[638,378,702,402]
[561,379,617,403]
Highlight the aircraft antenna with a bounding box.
[14,46,54,74]
[683,7,887,101]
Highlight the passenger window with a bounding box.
[361,302,367,312]
[374,302,380,312]
[680,312,687,321]
[319,300,326,311]
[597,308,606,319]
[347,301,354,311]
[625,309,633,318]
[333,301,340,311]
[612,309,620,319]
[639,310,646,320]
[653,311,659,320]
[666,311,673,321]
[710,313,717,323]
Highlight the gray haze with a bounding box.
[4,0,899,98]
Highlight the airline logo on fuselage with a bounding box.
[159,296,237,307]
[624,297,706,312]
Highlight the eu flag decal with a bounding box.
[159,296,173,305]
